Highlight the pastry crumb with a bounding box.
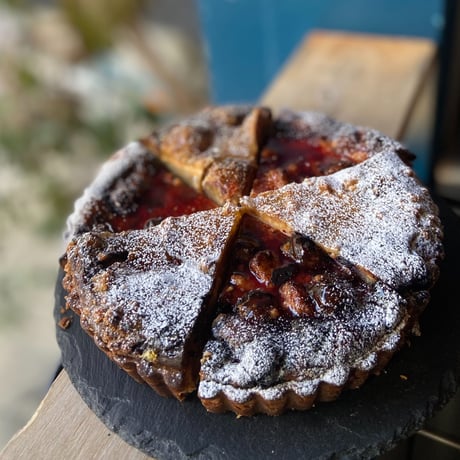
[58,316,72,330]
[141,349,158,363]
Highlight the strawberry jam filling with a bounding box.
[218,215,372,321]
[89,158,216,233]
[112,166,216,231]
[251,137,357,195]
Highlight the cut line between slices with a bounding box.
[61,106,443,415]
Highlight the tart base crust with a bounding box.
[62,106,444,415]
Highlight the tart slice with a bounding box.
[198,215,409,415]
[63,205,241,400]
[144,105,272,204]
[64,141,216,243]
[243,151,443,292]
[251,110,410,195]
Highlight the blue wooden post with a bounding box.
[196,0,444,182]
[196,0,442,104]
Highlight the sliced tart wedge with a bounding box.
[64,141,216,243]
[198,215,410,415]
[243,151,443,292]
[144,106,272,204]
[63,205,241,400]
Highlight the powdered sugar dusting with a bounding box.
[274,110,407,160]
[243,151,443,290]
[65,141,152,243]
[199,281,408,402]
[66,205,240,363]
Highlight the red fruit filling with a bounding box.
[89,159,216,233]
[218,215,371,321]
[251,137,359,195]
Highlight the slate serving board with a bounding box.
[55,200,460,460]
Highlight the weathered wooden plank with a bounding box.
[262,30,436,139]
[0,371,152,460]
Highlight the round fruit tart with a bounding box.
[61,106,443,415]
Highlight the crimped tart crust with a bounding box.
[199,293,409,416]
[63,206,241,399]
[197,216,412,416]
[243,151,443,291]
[62,106,444,415]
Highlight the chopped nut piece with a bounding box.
[236,291,279,321]
[280,234,306,263]
[230,273,253,291]
[279,281,316,317]
[249,250,278,285]
[58,316,72,330]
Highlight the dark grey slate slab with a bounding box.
[55,199,460,460]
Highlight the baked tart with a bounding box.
[62,106,443,415]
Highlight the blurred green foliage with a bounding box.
[0,0,160,235]
[59,0,145,53]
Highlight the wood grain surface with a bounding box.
[262,30,436,139]
[0,371,152,460]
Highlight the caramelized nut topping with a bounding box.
[249,250,278,286]
[217,214,376,323]
[279,281,316,317]
[251,136,362,196]
[280,235,305,263]
[236,291,279,321]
